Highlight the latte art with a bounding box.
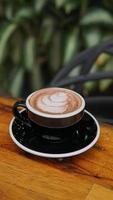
[37,92,68,114]
[29,88,82,115]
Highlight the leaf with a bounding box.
[34,0,47,12]
[24,36,36,71]
[5,3,13,20]
[63,28,79,64]
[41,18,54,45]
[31,63,44,90]
[10,67,24,97]
[96,53,111,67]
[104,58,113,71]
[84,63,98,92]
[64,0,79,13]
[55,0,67,7]
[49,30,62,72]
[15,8,35,22]
[83,28,101,47]
[69,65,81,77]
[99,79,112,91]
[84,82,97,93]
[80,9,113,25]
[90,63,98,73]
[11,32,23,65]
[99,58,113,91]
[0,23,17,64]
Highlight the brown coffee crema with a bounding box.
[29,88,82,115]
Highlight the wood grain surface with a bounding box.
[0,96,113,200]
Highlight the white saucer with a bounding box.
[9,110,100,159]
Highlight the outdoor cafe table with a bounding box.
[0,96,113,200]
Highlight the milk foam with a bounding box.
[37,92,68,114]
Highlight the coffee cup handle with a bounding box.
[13,101,31,127]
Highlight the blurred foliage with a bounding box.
[0,0,113,97]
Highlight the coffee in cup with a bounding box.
[29,87,82,115]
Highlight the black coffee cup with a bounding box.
[12,88,85,141]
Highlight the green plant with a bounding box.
[0,0,113,97]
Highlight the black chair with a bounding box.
[49,39,113,125]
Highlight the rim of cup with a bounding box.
[26,88,85,119]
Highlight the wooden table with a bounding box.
[0,96,113,200]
